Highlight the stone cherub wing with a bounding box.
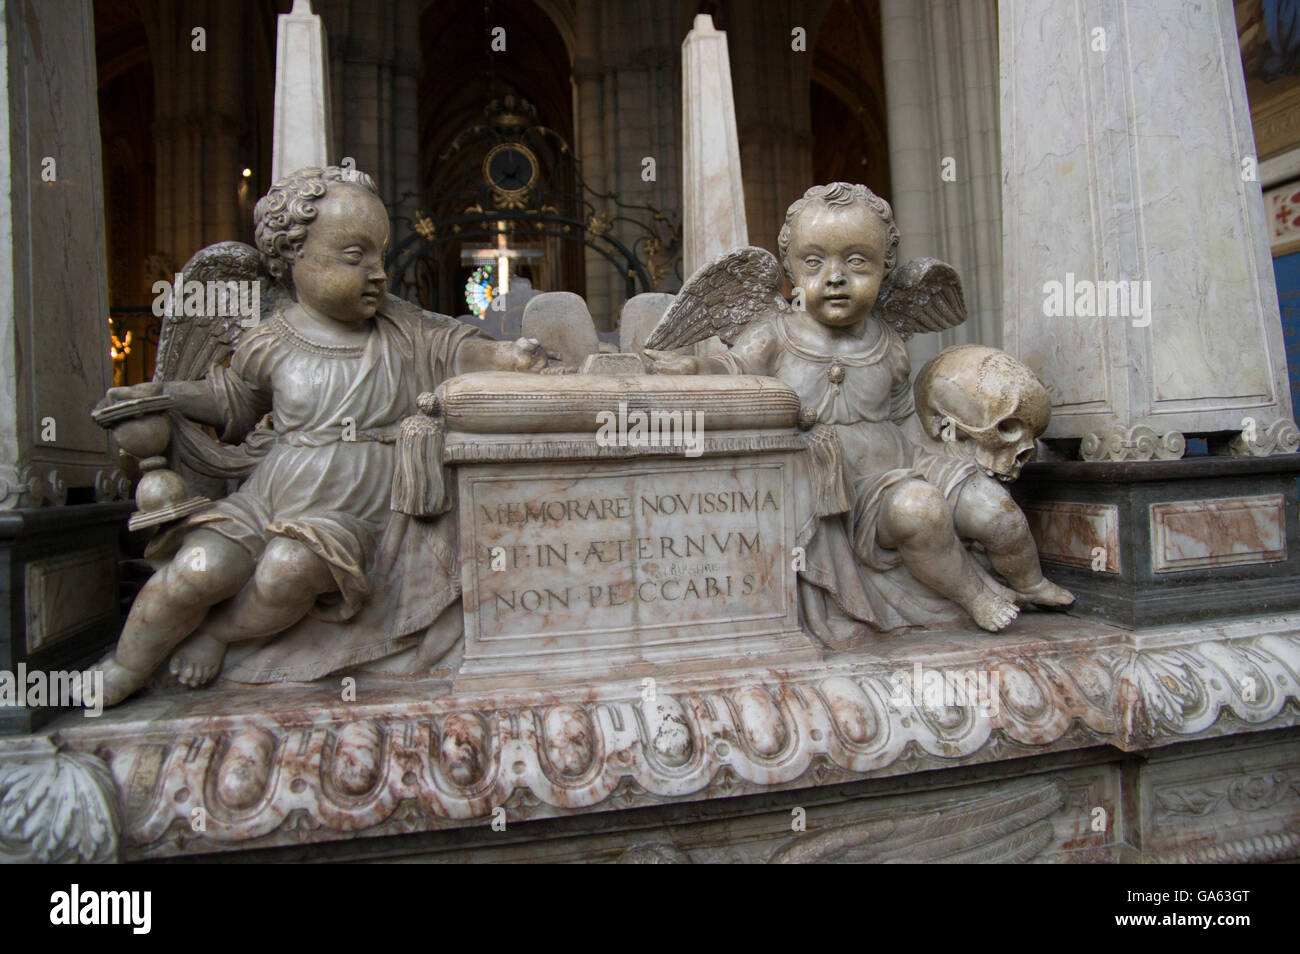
[153,241,282,383]
[872,257,967,341]
[152,241,284,491]
[643,246,789,350]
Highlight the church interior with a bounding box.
[0,0,1298,872]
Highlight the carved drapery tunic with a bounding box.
[718,313,977,638]
[157,299,479,679]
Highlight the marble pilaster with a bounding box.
[1000,0,1297,455]
[0,0,117,503]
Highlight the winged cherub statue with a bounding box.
[646,183,1071,644]
[92,165,546,706]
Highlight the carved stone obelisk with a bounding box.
[681,13,748,278]
[271,0,334,182]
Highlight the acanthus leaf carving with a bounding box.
[0,746,121,863]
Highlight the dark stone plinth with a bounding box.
[1011,453,1300,629]
[0,502,134,735]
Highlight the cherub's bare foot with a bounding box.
[98,653,151,708]
[168,633,226,688]
[1014,577,1075,608]
[984,576,1020,604]
[965,588,1020,632]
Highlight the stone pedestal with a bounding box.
[1012,455,1300,628]
[0,502,133,735]
[452,451,817,689]
[1000,0,1297,453]
[3,610,1294,861]
[435,371,819,690]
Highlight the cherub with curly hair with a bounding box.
[96,166,545,705]
[649,183,1070,639]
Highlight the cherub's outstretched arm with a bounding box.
[648,316,783,376]
[163,380,226,427]
[452,335,547,375]
[100,376,245,433]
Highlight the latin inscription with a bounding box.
[467,465,789,641]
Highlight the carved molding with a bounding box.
[0,465,42,509]
[1155,772,1298,821]
[443,430,807,463]
[0,464,133,508]
[1226,418,1300,457]
[1149,831,1300,864]
[1252,84,1300,161]
[2,622,1294,859]
[0,745,120,863]
[1080,425,1185,462]
[94,467,134,502]
[0,464,87,508]
[766,776,1067,863]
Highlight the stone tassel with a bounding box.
[800,424,851,518]
[390,392,450,517]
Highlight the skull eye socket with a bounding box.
[997,419,1024,442]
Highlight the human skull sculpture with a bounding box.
[913,345,1051,482]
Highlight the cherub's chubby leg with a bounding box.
[169,537,336,687]
[952,476,1074,608]
[99,530,255,706]
[877,479,1019,632]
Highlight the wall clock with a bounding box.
[483,143,539,201]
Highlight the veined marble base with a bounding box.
[1011,454,1300,628]
[1,610,1297,862]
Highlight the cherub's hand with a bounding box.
[95,380,164,414]
[499,337,547,373]
[644,349,702,375]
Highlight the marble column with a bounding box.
[681,13,748,279]
[725,1,816,261]
[0,0,118,504]
[881,0,1003,366]
[139,0,257,270]
[316,0,420,228]
[271,0,334,183]
[1000,0,1298,459]
[0,0,132,735]
[573,1,686,326]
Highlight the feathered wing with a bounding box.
[643,246,789,350]
[151,241,281,490]
[872,257,967,340]
[153,241,281,383]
